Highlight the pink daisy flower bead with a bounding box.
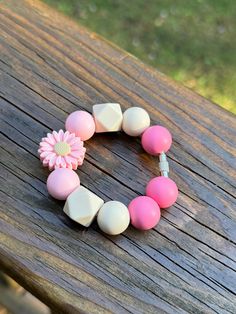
[38,129,86,171]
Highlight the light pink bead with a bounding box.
[141,125,172,155]
[65,110,95,141]
[47,168,80,200]
[128,196,161,230]
[146,176,178,208]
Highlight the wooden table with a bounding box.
[0,1,236,313]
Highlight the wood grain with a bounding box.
[0,0,236,313]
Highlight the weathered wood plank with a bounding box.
[0,0,236,313]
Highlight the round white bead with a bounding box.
[122,107,150,136]
[97,201,130,235]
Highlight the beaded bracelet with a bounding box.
[38,103,178,235]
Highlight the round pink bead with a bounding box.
[65,110,95,141]
[128,196,161,230]
[47,168,80,200]
[141,125,172,155]
[146,176,178,208]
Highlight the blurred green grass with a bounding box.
[43,0,236,113]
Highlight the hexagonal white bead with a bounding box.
[97,201,130,235]
[92,103,123,133]
[63,186,104,227]
[122,107,150,136]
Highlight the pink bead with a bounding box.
[146,176,178,208]
[141,125,172,155]
[128,196,161,230]
[47,168,80,200]
[65,110,95,141]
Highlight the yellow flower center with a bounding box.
[54,142,71,156]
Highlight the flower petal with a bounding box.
[39,146,54,152]
[64,156,78,170]
[56,155,62,166]
[60,157,67,168]
[46,133,56,145]
[63,131,70,142]
[58,129,64,141]
[69,150,84,159]
[72,162,78,170]
[48,155,57,170]
[77,159,83,166]
[67,133,77,144]
[71,142,84,151]
[42,158,49,166]
[64,156,74,164]
[39,141,52,148]
[40,151,52,159]
[67,164,73,170]
[77,156,85,166]
[45,152,56,161]
[53,131,60,142]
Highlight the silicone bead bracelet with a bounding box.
[38,103,178,235]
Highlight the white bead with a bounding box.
[122,107,150,136]
[63,186,104,227]
[92,103,123,133]
[97,201,130,235]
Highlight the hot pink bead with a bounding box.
[146,176,178,208]
[128,196,161,230]
[141,125,172,155]
[47,168,80,200]
[65,110,95,141]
